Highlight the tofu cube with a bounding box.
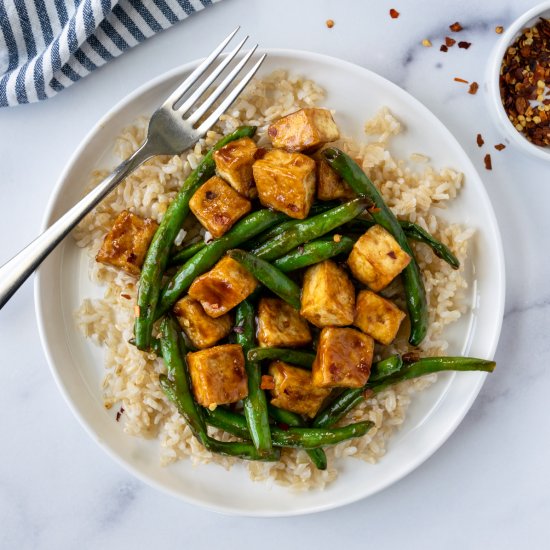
[252,149,315,219]
[347,225,411,291]
[257,298,312,348]
[173,296,233,349]
[189,176,251,238]
[300,260,355,328]
[188,255,258,317]
[269,361,331,418]
[267,108,340,152]
[187,344,248,407]
[312,327,374,388]
[353,290,406,345]
[316,159,356,201]
[213,137,258,198]
[96,210,158,276]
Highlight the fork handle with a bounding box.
[0,141,155,310]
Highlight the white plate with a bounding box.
[35,50,505,516]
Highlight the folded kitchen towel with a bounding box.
[0,0,220,107]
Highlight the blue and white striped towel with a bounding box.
[0,0,219,107]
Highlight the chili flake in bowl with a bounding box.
[486,2,550,160]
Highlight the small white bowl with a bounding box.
[486,2,550,161]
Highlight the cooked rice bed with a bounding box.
[74,71,471,490]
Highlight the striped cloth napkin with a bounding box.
[0,0,219,107]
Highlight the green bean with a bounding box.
[323,148,428,346]
[158,317,279,461]
[157,209,287,317]
[234,300,273,456]
[205,407,373,449]
[227,249,302,310]
[169,240,206,266]
[368,354,404,382]
[247,347,316,368]
[250,198,370,261]
[134,126,257,350]
[273,235,356,272]
[313,356,496,428]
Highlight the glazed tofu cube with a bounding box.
[347,225,411,291]
[187,344,248,408]
[189,176,251,238]
[257,298,312,348]
[173,296,233,349]
[269,361,331,418]
[300,260,355,328]
[316,159,356,201]
[252,149,315,219]
[353,290,406,345]
[188,255,258,317]
[267,108,340,152]
[96,210,158,276]
[213,137,258,198]
[312,327,374,388]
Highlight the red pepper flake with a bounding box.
[402,351,421,363]
[121,293,131,300]
[449,21,463,32]
[484,153,492,170]
[458,41,471,49]
[389,8,400,19]
[260,375,275,390]
[440,44,448,52]
[326,19,334,29]
[362,389,374,400]
[494,143,506,151]
[495,25,504,34]
[476,133,485,147]
[278,422,290,431]
[116,407,125,422]
[368,206,381,214]
[454,77,469,83]
[468,82,479,95]
[445,36,456,47]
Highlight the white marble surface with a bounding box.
[1,0,549,547]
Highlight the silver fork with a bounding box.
[0,28,266,310]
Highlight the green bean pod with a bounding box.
[251,198,370,261]
[273,235,356,272]
[157,209,287,317]
[247,347,316,369]
[368,354,404,382]
[134,126,257,350]
[227,249,302,310]
[234,300,273,456]
[169,240,207,266]
[323,148,429,346]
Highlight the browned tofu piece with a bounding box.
[316,159,356,201]
[300,260,355,328]
[173,296,233,349]
[347,225,411,291]
[213,137,258,198]
[312,327,374,388]
[96,210,158,276]
[267,108,340,152]
[257,298,312,348]
[189,176,251,238]
[354,290,406,345]
[252,149,315,219]
[188,255,258,318]
[269,361,331,418]
[187,344,248,408]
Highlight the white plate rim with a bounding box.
[35,48,506,516]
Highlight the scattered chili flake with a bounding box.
[326,19,334,28]
[484,153,492,170]
[458,41,471,49]
[116,407,125,422]
[402,351,421,363]
[422,39,432,47]
[445,36,456,47]
[440,44,448,52]
[389,8,400,19]
[495,25,504,34]
[121,293,131,300]
[362,389,374,400]
[468,81,479,95]
[454,77,469,83]
[499,18,550,147]
[495,143,506,151]
[476,133,485,147]
[368,206,381,214]
[278,422,290,431]
[333,234,342,243]
[260,375,275,391]
[449,21,463,32]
